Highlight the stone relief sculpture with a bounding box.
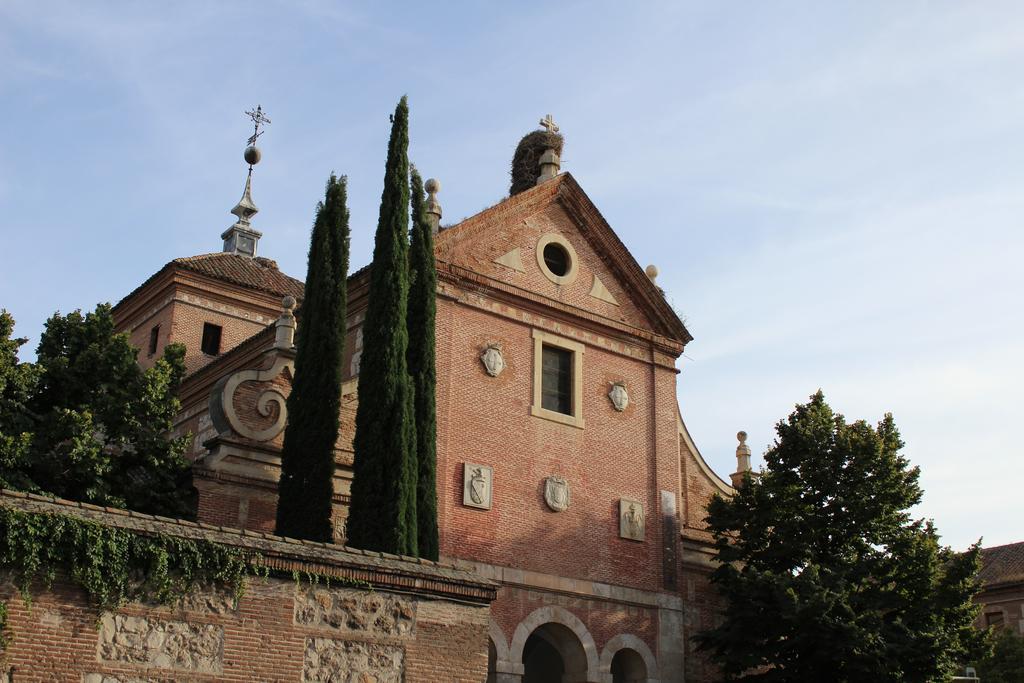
[480,344,505,377]
[608,382,629,412]
[544,476,570,512]
[619,497,644,541]
[463,463,493,510]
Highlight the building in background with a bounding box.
[976,541,1024,636]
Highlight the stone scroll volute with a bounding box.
[210,355,294,442]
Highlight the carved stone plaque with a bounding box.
[619,497,645,541]
[480,344,505,377]
[463,463,493,510]
[544,476,570,512]
[608,382,629,412]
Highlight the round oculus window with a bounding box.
[535,233,579,285]
[543,242,570,277]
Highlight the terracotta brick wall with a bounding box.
[434,291,680,594]
[0,492,496,683]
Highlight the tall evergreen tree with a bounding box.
[407,167,439,561]
[275,174,350,542]
[347,96,418,556]
[695,391,987,682]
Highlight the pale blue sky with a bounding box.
[1,1,1021,549]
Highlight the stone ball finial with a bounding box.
[282,295,296,313]
[244,145,262,166]
[425,178,441,195]
[645,264,659,281]
[737,430,747,444]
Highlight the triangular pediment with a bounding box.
[436,174,690,345]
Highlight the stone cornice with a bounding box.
[437,261,684,360]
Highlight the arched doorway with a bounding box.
[486,636,497,683]
[522,622,589,683]
[610,647,647,683]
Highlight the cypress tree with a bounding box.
[275,174,350,542]
[407,167,439,561]
[347,97,418,556]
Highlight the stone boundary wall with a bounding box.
[0,491,496,682]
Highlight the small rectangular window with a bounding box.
[986,611,1005,629]
[201,323,222,356]
[148,325,160,356]
[531,329,585,428]
[541,345,573,415]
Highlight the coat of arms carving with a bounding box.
[608,382,629,412]
[480,344,505,377]
[544,476,570,512]
[463,463,493,510]
[619,497,645,541]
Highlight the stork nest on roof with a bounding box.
[509,130,564,196]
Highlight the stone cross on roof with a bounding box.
[539,114,559,134]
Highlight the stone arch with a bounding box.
[508,606,600,681]
[598,633,659,683]
[489,620,512,680]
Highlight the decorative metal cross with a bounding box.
[539,113,559,134]
[245,105,271,146]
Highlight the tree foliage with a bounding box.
[276,174,350,542]
[975,627,1024,683]
[407,166,438,561]
[0,306,193,518]
[695,391,986,682]
[347,96,418,556]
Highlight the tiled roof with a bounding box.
[979,541,1024,587]
[173,252,305,300]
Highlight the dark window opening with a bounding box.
[541,345,573,415]
[201,323,222,356]
[986,612,1005,629]
[148,325,160,356]
[543,242,570,277]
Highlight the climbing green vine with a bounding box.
[0,506,251,626]
[0,506,373,651]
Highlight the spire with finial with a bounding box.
[425,178,442,234]
[730,430,756,488]
[274,296,296,350]
[222,105,271,257]
[536,114,561,184]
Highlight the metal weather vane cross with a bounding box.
[245,105,271,146]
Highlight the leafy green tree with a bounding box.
[347,96,418,556]
[0,306,193,518]
[407,166,439,560]
[276,174,350,542]
[975,627,1024,683]
[0,311,39,491]
[695,391,986,682]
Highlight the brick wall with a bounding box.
[0,492,496,682]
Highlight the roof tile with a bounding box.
[174,252,305,300]
[980,541,1024,586]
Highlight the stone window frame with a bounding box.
[536,233,579,286]
[530,329,585,429]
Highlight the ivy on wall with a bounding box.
[0,506,252,647]
[0,505,373,651]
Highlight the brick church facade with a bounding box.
[109,140,737,682]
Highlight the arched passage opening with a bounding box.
[486,636,497,683]
[523,622,589,683]
[610,647,647,683]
